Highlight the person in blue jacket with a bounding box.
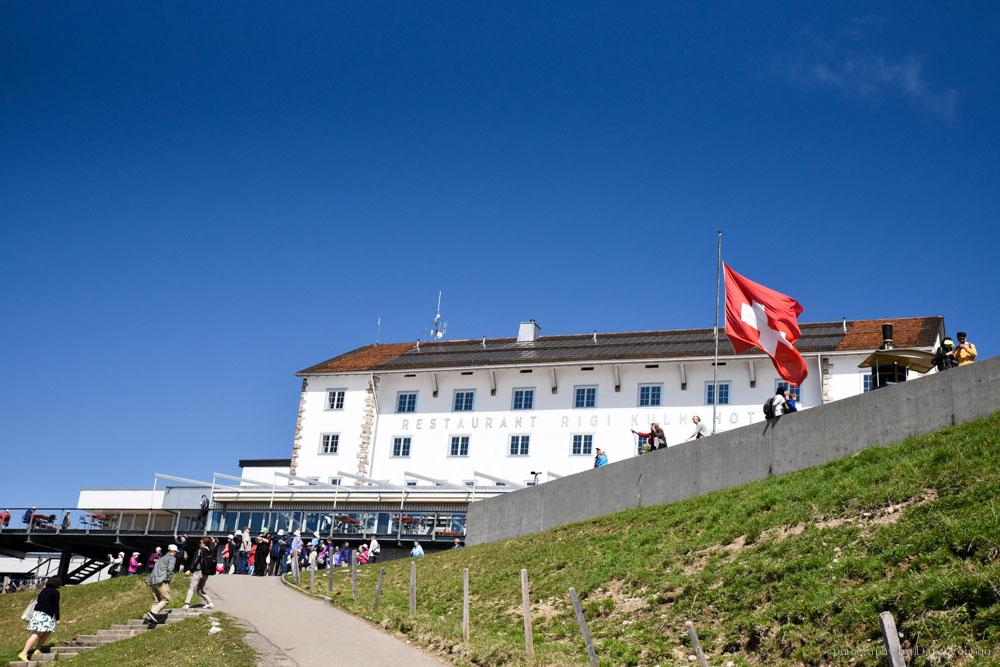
[594,448,608,468]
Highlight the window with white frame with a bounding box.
[328,477,342,486]
[512,388,535,410]
[392,437,411,457]
[326,389,345,410]
[638,383,662,407]
[571,434,594,455]
[705,381,731,405]
[862,374,873,393]
[574,386,597,408]
[319,434,339,455]
[396,392,417,413]
[453,390,475,411]
[636,434,648,455]
[464,480,475,487]
[449,435,470,457]
[406,480,417,487]
[775,380,803,403]
[509,435,530,456]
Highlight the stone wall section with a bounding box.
[288,378,309,477]
[356,376,378,481]
[467,356,1000,545]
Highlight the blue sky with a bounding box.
[2,2,997,509]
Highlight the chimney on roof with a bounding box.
[517,320,541,343]
[878,323,897,350]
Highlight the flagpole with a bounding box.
[712,231,722,435]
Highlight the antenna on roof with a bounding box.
[429,291,447,340]
[375,317,382,345]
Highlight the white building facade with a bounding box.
[288,317,945,488]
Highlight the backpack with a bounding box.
[763,397,776,419]
[201,548,218,576]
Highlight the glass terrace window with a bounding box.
[512,388,534,410]
[638,384,662,407]
[509,435,530,456]
[574,386,597,408]
[449,436,470,457]
[392,437,411,457]
[453,391,475,411]
[397,392,417,413]
[572,434,593,455]
[326,390,345,410]
[319,434,339,455]
[705,382,730,405]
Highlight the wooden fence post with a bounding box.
[409,561,416,616]
[685,621,709,667]
[352,551,358,600]
[462,568,470,642]
[373,567,384,613]
[521,568,534,660]
[878,612,907,667]
[569,587,598,667]
[327,556,334,592]
[309,557,315,590]
[292,550,300,585]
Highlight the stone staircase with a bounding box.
[6,607,210,666]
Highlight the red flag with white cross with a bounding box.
[724,264,808,385]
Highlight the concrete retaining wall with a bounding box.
[466,355,1000,545]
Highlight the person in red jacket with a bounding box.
[632,423,667,451]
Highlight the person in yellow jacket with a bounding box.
[950,331,977,366]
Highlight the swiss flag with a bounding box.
[724,264,808,385]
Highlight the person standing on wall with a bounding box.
[632,423,667,451]
[948,331,977,366]
[686,416,711,441]
[594,448,609,468]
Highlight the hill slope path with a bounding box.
[206,575,445,666]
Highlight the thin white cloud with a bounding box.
[811,54,958,120]
[786,18,958,121]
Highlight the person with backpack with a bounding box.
[764,387,788,419]
[182,537,216,609]
[367,536,380,563]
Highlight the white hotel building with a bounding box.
[283,316,944,489]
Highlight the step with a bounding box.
[95,630,140,640]
[48,646,94,654]
[55,654,78,660]
[27,654,56,662]
[111,623,149,631]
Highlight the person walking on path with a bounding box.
[593,448,608,468]
[183,537,216,609]
[237,527,250,574]
[147,546,161,572]
[145,544,177,622]
[368,536,380,563]
[128,551,142,575]
[18,577,60,662]
[632,423,667,451]
[686,416,711,441]
[949,331,977,366]
[107,552,124,578]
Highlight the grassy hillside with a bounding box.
[302,412,1000,666]
[0,573,240,663]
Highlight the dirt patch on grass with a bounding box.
[589,580,651,617]
[683,535,747,574]
[504,596,564,620]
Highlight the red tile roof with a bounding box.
[298,343,415,374]
[296,317,944,375]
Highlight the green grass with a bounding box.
[67,613,254,666]
[292,412,1000,666]
[1,573,214,662]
